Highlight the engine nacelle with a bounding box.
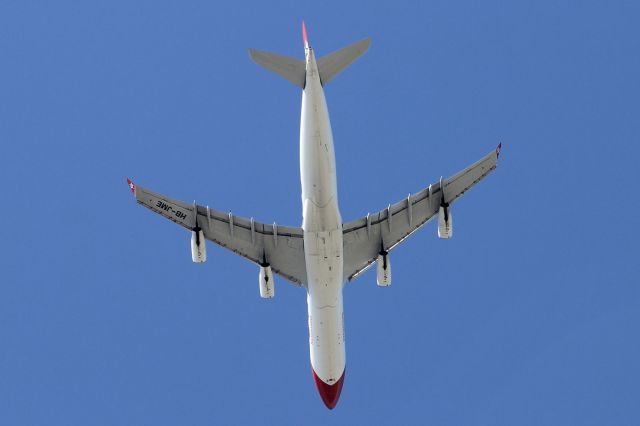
[191,229,207,263]
[259,265,275,298]
[376,252,391,287]
[438,205,453,239]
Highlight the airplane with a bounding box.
[126,22,501,409]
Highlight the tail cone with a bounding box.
[311,367,345,409]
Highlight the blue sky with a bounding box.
[1,0,639,424]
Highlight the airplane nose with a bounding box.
[312,367,345,409]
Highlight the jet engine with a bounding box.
[376,251,391,287]
[191,229,207,263]
[259,264,275,298]
[438,205,453,239]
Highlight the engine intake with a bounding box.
[438,205,453,239]
[259,264,275,298]
[191,229,207,263]
[376,251,391,287]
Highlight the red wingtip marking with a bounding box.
[126,178,136,196]
[302,21,309,48]
[312,366,345,410]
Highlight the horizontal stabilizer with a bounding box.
[248,48,306,88]
[318,38,371,85]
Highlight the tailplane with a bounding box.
[248,23,370,88]
[317,38,371,85]
[247,48,306,88]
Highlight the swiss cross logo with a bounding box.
[126,178,136,195]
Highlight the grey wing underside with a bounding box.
[342,146,500,282]
[134,186,307,286]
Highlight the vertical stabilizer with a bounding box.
[302,21,309,49]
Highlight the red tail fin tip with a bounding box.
[302,21,309,48]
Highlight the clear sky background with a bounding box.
[1,0,638,424]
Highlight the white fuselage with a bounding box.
[300,48,346,386]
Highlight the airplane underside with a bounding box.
[127,22,500,409]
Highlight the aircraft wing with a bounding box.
[342,145,501,282]
[129,183,307,285]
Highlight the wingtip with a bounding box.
[496,143,502,159]
[126,177,136,196]
[302,21,309,49]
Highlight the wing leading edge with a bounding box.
[130,184,308,285]
[342,145,501,282]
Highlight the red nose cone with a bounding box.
[312,367,345,409]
